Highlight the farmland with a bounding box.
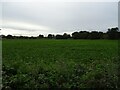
[2,39,119,89]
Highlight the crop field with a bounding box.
[2,39,119,89]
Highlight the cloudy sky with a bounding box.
[0,0,119,36]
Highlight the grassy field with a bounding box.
[2,39,119,88]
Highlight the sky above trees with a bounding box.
[0,0,119,36]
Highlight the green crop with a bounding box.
[2,39,119,89]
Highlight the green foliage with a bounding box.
[2,39,119,89]
[107,27,119,39]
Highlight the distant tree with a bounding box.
[101,33,109,39]
[63,33,71,39]
[19,36,24,39]
[79,31,89,39]
[118,32,120,39]
[24,36,29,39]
[1,35,6,38]
[38,34,44,39]
[48,34,54,39]
[107,27,119,39]
[72,32,80,39]
[89,31,100,39]
[98,32,104,39]
[56,34,63,39]
[29,36,37,39]
[6,35,13,39]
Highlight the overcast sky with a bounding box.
[0,0,119,36]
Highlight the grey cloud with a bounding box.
[2,2,118,35]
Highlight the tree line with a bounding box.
[1,27,120,39]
